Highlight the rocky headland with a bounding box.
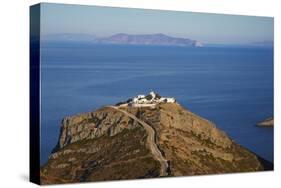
[41,92,272,184]
[257,117,274,127]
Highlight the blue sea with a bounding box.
[40,42,273,165]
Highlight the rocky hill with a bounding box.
[41,94,271,184]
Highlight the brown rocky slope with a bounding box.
[40,103,271,184]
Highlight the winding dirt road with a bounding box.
[107,106,169,177]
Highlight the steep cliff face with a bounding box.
[41,103,267,184]
[53,107,140,151]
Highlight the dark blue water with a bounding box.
[41,42,273,165]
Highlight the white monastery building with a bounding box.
[117,91,176,107]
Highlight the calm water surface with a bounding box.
[41,43,273,165]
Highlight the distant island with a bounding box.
[257,117,274,127]
[251,41,273,47]
[96,33,203,47]
[42,33,203,47]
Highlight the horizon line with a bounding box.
[41,32,273,46]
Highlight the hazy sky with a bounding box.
[40,3,273,44]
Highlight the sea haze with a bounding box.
[40,42,273,165]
